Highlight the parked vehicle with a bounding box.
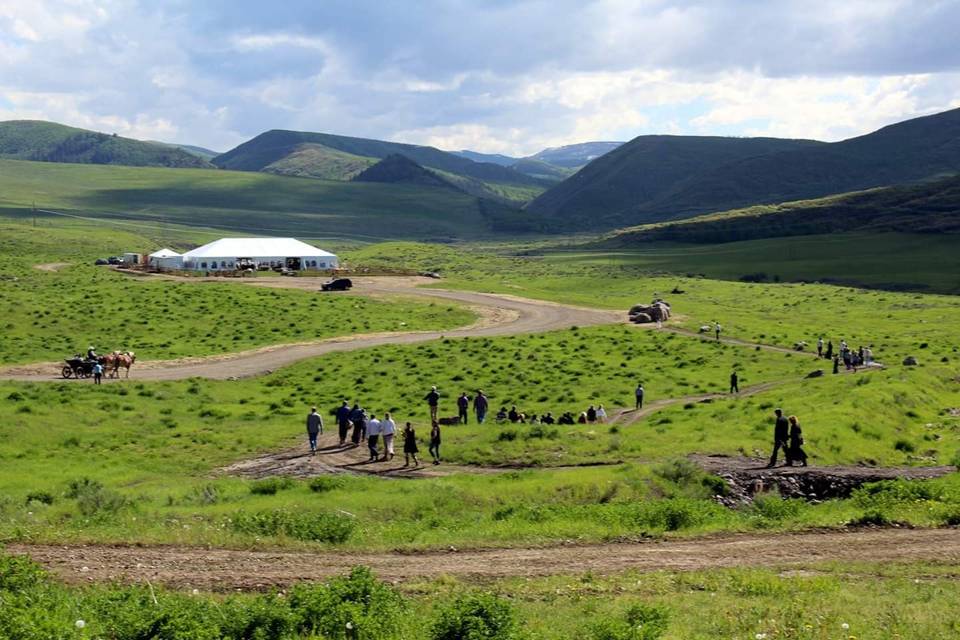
[107,256,122,265]
[62,356,97,379]
[94,258,109,265]
[321,278,353,291]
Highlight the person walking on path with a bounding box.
[729,371,739,394]
[306,406,323,455]
[457,392,470,425]
[402,422,420,467]
[787,415,808,467]
[350,405,366,446]
[635,383,645,410]
[596,405,607,423]
[425,386,440,423]
[817,337,824,359]
[381,412,397,461]
[766,408,790,468]
[714,322,722,341]
[474,390,489,424]
[366,413,382,462]
[92,362,104,385]
[336,401,351,447]
[825,341,834,361]
[429,421,441,464]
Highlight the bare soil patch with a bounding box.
[33,262,70,272]
[9,528,959,591]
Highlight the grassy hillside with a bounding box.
[0,120,213,169]
[353,154,458,189]
[0,158,529,241]
[510,158,574,182]
[259,142,375,180]
[527,135,823,227]
[530,107,960,229]
[213,129,548,204]
[599,175,960,245]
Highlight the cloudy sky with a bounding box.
[2,0,959,156]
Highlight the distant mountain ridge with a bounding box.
[213,129,549,203]
[528,107,960,229]
[528,141,624,168]
[0,120,213,169]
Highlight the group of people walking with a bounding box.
[767,408,808,467]
[817,337,874,373]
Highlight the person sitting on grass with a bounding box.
[508,405,521,423]
[542,412,556,424]
[496,406,508,423]
[577,411,588,424]
[402,422,420,468]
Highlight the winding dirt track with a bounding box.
[0,277,622,381]
[9,528,959,591]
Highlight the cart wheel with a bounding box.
[61,366,73,379]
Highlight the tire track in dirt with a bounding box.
[9,528,959,591]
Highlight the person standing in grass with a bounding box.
[306,406,323,455]
[586,405,597,423]
[730,371,739,394]
[402,422,420,467]
[366,413,382,462]
[787,415,808,467]
[825,340,834,361]
[92,361,103,385]
[457,392,471,425]
[635,383,644,410]
[714,322,722,341]
[425,386,440,423]
[474,390,489,424]
[381,412,397,461]
[817,337,824,358]
[833,355,840,374]
[766,408,790,468]
[429,421,441,464]
[596,405,607,423]
[336,401,351,447]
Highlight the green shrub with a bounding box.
[431,592,519,640]
[497,430,518,442]
[309,476,346,493]
[65,477,103,499]
[751,494,805,522]
[289,566,407,639]
[849,510,892,526]
[230,509,355,543]
[24,490,54,506]
[589,603,670,640]
[66,478,127,517]
[853,479,940,508]
[250,477,295,495]
[894,439,915,453]
[0,554,47,592]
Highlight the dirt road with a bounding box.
[10,528,959,591]
[0,277,622,381]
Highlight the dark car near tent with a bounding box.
[320,278,353,292]
[94,258,109,265]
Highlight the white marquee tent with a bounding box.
[180,238,338,272]
[147,248,184,270]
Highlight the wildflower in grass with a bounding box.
[842,622,850,630]
[75,619,86,629]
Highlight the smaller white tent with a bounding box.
[148,248,184,270]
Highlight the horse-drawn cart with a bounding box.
[62,357,97,379]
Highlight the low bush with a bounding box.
[65,477,103,499]
[230,509,355,543]
[250,477,296,495]
[24,490,54,506]
[309,476,346,493]
[430,592,519,640]
[289,566,407,639]
[751,494,805,522]
[589,603,670,640]
[853,479,940,508]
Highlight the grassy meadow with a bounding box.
[0,220,473,364]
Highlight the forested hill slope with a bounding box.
[529,107,960,230]
[0,121,213,169]
[526,135,823,226]
[596,175,960,247]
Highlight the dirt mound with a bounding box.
[692,454,955,504]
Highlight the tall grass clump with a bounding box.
[588,603,670,640]
[430,592,519,640]
[230,509,355,543]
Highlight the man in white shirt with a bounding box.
[366,414,382,462]
[381,413,397,461]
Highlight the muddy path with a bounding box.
[0,276,622,381]
[9,528,959,591]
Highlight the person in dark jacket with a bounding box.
[833,356,840,374]
[730,371,739,394]
[336,401,351,446]
[349,404,366,446]
[429,421,441,465]
[425,386,440,422]
[586,405,597,423]
[457,392,470,425]
[402,422,420,467]
[635,383,644,409]
[825,341,834,361]
[508,405,521,423]
[474,390,489,424]
[787,415,808,467]
[306,406,323,454]
[766,408,790,468]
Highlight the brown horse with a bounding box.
[104,351,136,378]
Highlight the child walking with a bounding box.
[402,422,420,468]
[429,421,441,465]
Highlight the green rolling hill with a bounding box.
[353,154,458,189]
[596,175,960,247]
[529,107,960,230]
[0,158,540,241]
[0,120,213,169]
[212,129,549,204]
